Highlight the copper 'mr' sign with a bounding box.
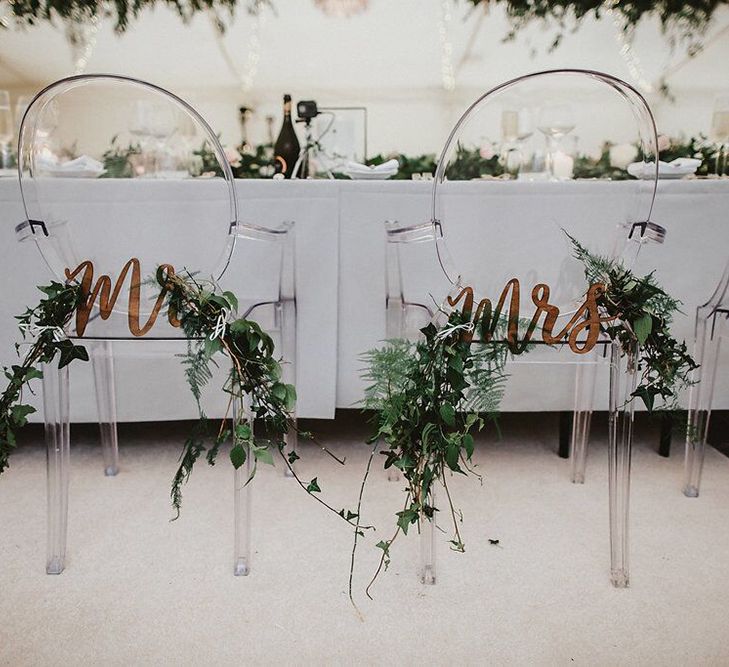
[65,259,181,337]
[447,280,614,354]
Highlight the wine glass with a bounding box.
[0,91,13,171]
[14,95,30,135]
[710,95,729,175]
[538,102,576,180]
[500,107,534,177]
[129,100,153,176]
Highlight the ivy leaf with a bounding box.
[632,385,656,412]
[306,477,321,493]
[284,384,297,412]
[229,444,246,469]
[394,454,415,471]
[463,433,474,459]
[10,404,36,426]
[222,291,239,312]
[633,313,653,345]
[58,343,89,369]
[439,403,455,427]
[375,540,390,553]
[396,508,418,535]
[23,367,43,382]
[235,423,252,442]
[445,442,461,471]
[271,383,287,403]
[287,450,300,464]
[253,447,274,466]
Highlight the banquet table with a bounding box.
[0,177,727,422]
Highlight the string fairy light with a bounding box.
[438,0,456,91]
[210,7,267,95]
[65,11,99,75]
[313,0,369,18]
[603,0,654,94]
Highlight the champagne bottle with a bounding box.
[238,106,252,150]
[274,94,300,178]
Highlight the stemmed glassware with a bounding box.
[710,95,729,176]
[538,102,576,180]
[129,100,178,177]
[0,91,13,171]
[500,107,534,176]
[14,95,31,133]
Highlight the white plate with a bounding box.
[346,170,398,180]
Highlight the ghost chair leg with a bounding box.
[570,351,598,483]
[684,313,724,498]
[419,487,437,585]
[91,340,119,477]
[233,396,254,576]
[607,340,638,588]
[43,362,70,575]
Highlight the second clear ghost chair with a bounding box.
[16,74,296,576]
[386,69,663,587]
[683,259,729,497]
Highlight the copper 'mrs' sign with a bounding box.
[447,280,615,354]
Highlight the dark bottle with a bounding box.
[238,106,252,150]
[273,94,301,178]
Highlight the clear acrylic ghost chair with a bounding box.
[683,259,729,497]
[391,69,662,587]
[16,74,296,575]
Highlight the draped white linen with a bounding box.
[0,178,726,421]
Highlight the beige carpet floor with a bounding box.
[1,415,729,666]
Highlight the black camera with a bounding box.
[297,100,319,121]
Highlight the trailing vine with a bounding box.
[0,271,362,541]
[567,233,697,411]
[0,282,87,474]
[0,238,697,605]
[157,268,362,530]
[353,313,508,599]
[354,230,696,600]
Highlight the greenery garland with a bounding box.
[5,0,269,33]
[4,0,726,54]
[354,230,696,598]
[0,270,362,540]
[566,233,697,411]
[0,282,87,474]
[159,268,360,526]
[354,314,507,599]
[0,236,699,604]
[85,134,729,181]
[467,0,729,54]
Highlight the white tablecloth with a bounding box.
[1,177,727,422]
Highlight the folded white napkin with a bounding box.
[627,158,701,179]
[37,154,104,172]
[345,159,399,175]
[669,157,702,169]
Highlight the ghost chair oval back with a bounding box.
[683,258,729,497]
[387,69,662,587]
[16,74,296,575]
